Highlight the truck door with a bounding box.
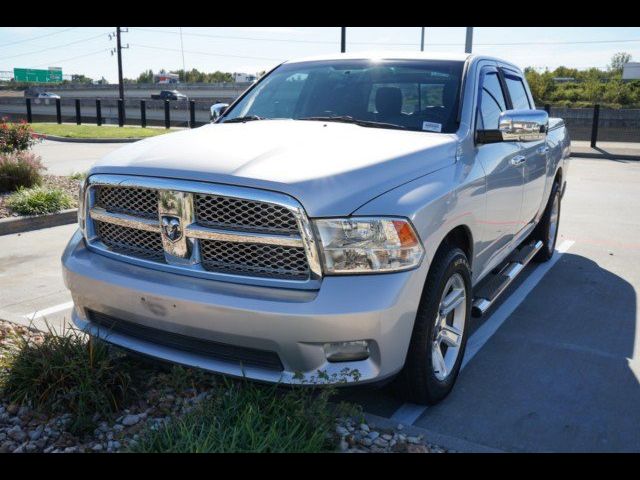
[475,67,525,266]
[502,70,548,227]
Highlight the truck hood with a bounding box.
[91,120,458,217]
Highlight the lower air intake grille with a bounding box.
[87,310,284,372]
[200,239,309,280]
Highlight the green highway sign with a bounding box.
[13,67,63,83]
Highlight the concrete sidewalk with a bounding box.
[571,141,640,160]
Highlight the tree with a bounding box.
[136,69,154,84]
[608,52,632,73]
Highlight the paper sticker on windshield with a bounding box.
[422,121,442,132]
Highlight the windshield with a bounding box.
[221,59,464,133]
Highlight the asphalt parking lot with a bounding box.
[0,148,638,452]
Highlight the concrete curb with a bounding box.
[37,134,141,143]
[363,412,504,453]
[0,208,77,236]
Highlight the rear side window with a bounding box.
[504,75,531,110]
[478,72,507,130]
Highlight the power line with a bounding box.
[0,27,77,48]
[0,32,109,61]
[28,48,111,69]
[130,43,283,62]
[130,26,640,47]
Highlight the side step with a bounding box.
[471,240,543,317]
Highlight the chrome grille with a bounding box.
[200,240,309,279]
[94,220,165,262]
[86,177,322,287]
[195,194,299,233]
[95,186,158,219]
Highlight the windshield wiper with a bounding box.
[223,115,264,123]
[300,115,406,130]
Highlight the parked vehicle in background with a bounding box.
[210,102,229,121]
[36,92,61,99]
[151,90,188,101]
[63,52,570,405]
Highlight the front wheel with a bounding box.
[395,246,472,405]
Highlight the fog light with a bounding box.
[324,341,370,362]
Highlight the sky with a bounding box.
[1,27,639,83]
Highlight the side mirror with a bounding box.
[477,109,548,144]
[210,103,229,122]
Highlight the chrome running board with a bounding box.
[471,240,543,317]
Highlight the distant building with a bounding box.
[622,62,640,81]
[232,72,257,83]
[154,72,180,84]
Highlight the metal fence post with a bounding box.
[25,98,32,123]
[140,100,146,128]
[590,104,600,148]
[544,104,550,115]
[55,98,62,124]
[96,99,102,126]
[118,99,124,127]
[189,100,196,128]
[75,99,81,125]
[164,100,170,129]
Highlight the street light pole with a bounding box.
[465,27,474,54]
[420,27,425,52]
[341,27,346,53]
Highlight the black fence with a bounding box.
[543,104,640,147]
[7,98,640,150]
[13,97,212,129]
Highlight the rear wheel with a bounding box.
[532,181,561,263]
[394,246,472,405]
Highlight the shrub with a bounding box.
[6,186,72,215]
[0,151,45,192]
[130,380,340,453]
[0,118,38,153]
[0,324,138,434]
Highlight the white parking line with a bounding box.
[390,239,575,426]
[23,301,74,321]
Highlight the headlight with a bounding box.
[313,217,424,274]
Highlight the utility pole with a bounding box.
[110,28,129,125]
[341,27,346,53]
[420,27,425,51]
[465,27,473,54]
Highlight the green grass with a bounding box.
[30,123,178,139]
[130,380,342,453]
[0,323,139,434]
[6,186,72,215]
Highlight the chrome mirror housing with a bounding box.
[210,103,229,122]
[498,109,548,142]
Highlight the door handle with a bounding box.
[510,155,526,166]
[538,145,550,154]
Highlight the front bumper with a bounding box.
[62,229,424,385]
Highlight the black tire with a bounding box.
[532,180,561,263]
[394,245,472,405]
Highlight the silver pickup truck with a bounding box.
[62,52,570,404]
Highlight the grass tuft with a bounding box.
[6,186,72,215]
[0,323,138,434]
[130,379,341,453]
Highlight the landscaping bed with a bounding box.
[0,319,450,453]
[0,175,80,219]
